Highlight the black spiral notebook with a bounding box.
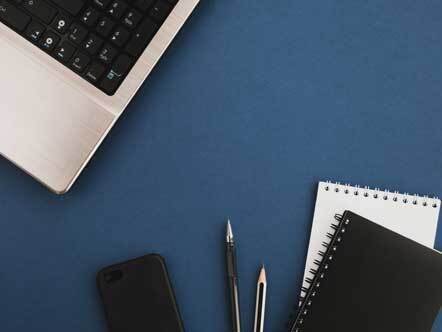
[289,211,442,332]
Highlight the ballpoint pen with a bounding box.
[226,220,242,332]
[253,265,267,332]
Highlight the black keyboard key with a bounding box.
[69,23,88,44]
[81,7,100,27]
[110,26,130,47]
[134,0,155,12]
[70,52,90,72]
[100,54,132,94]
[51,13,70,34]
[123,9,142,29]
[39,30,59,51]
[149,0,171,23]
[83,33,103,54]
[25,20,45,42]
[23,0,57,24]
[51,0,84,15]
[125,18,158,56]
[85,61,106,83]
[54,41,76,62]
[113,54,133,74]
[92,0,112,9]
[100,71,120,94]
[0,0,31,31]
[96,16,115,37]
[98,44,117,64]
[108,0,127,19]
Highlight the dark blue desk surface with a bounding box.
[1,1,442,331]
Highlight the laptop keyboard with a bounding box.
[0,0,178,95]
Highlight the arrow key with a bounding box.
[54,41,76,63]
[110,26,130,47]
[25,20,45,43]
[83,33,103,55]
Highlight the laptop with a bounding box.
[0,0,199,193]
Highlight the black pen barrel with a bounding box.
[226,243,241,332]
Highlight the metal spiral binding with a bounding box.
[288,214,351,332]
[323,181,439,209]
[296,213,343,305]
[288,182,440,331]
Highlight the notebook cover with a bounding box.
[291,211,442,332]
[301,181,440,301]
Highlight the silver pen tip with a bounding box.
[226,219,234,242]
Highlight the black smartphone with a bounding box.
[97,254,184,332]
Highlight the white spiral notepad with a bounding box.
[300,181,441,301]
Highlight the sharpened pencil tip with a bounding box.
[258,265,267,283]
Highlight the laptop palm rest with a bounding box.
[0,31,115,193]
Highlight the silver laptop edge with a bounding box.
[0,0,200,194]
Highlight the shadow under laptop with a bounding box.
[432,309,442,332]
